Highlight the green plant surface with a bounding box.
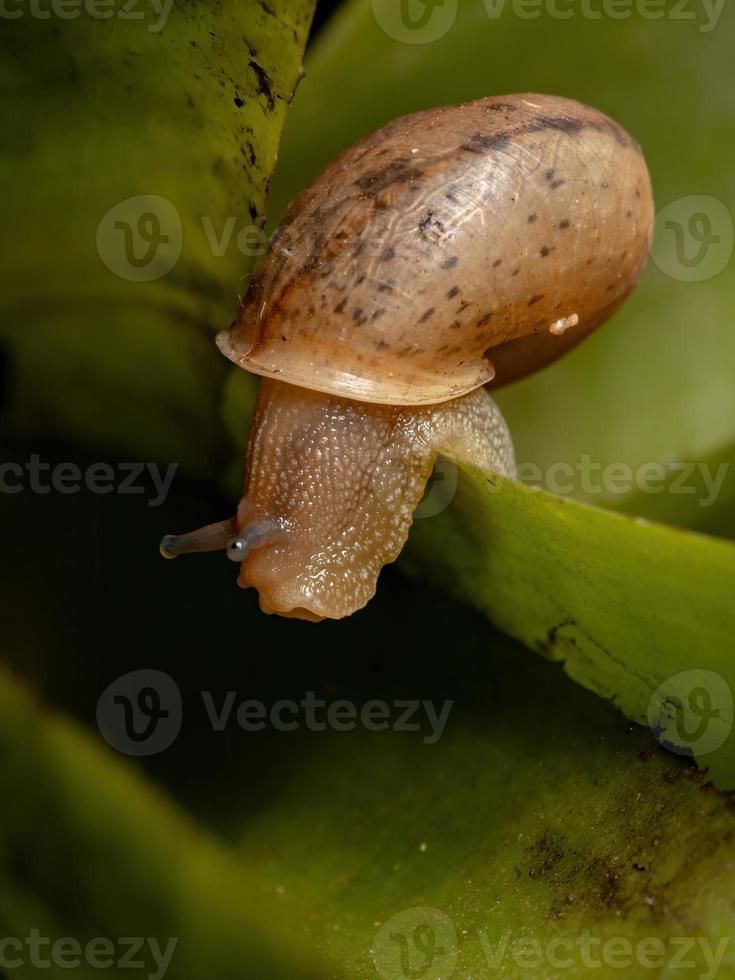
[267,0,735,528]
[405,466,735,787]
[2,483,735,979]
[0,665,331,980]
[3,7,735,973]
[613,440,735,537]
[0,0,314,475]
[231,637,735,979]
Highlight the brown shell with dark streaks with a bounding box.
[217,93,653,405]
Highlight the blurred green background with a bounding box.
[2,0,735,976]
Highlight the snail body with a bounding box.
[161,93,653,621]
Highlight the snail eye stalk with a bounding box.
[160,517,284,561]
[159,519,235,559]
[225,520,284,563]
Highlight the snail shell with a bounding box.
[217,92,653,404]
[164,94,654,621]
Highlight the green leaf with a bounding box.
[405,467,735,787]
[268,0,735,528]
[0,666,330,980]
[181,597,735,980]
[0,0,314,477]
[3,490,735,978]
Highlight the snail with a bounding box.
[160,93,653,621]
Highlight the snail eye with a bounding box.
[225,519,285,562]
[226,536,250,562]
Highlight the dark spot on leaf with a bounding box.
[234,96,244,108]
[248,60,276,111]
[380,246,395,262]
[528,213,537,223]
[558,219,570,229]
[528,294,544,306]
[540,245,551,257]
[478,311,493,326]
[334,298,347,313]
[493,259,502,268]
[527,830,564,879]
[447,286,460,298]
[418,307,435,323]
[441,256,459,269]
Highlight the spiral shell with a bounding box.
[217,93,653,404]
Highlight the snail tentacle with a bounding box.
[159,518,236,559]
